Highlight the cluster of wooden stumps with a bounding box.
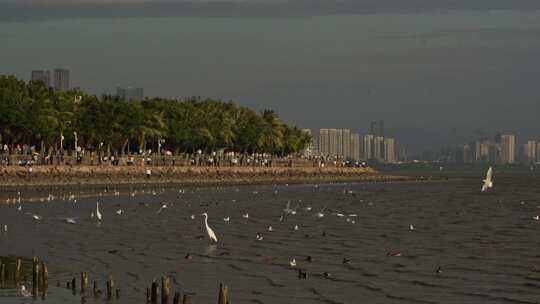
[61,271,119,302]
[145,278,230,304]
[0,257,24,288]
[1,256,231,303]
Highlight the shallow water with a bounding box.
[1,175,540,304]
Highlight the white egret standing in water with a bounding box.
[481,167,493,192]
[201,213,218,243]
[96,202,103,221]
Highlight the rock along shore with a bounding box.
[0,165,411,190]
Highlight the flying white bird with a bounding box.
[481,167,493,192]
[96,202,103,221]
[201,213,218,243]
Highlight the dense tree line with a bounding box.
[0,76,311,155]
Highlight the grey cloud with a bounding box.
[1,0,540,22]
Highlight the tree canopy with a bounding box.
[0,76,311,155]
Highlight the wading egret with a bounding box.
[201,213,218,243]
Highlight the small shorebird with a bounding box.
[289,258,296,267]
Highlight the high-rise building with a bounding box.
[53,69,70,91]
[524,140,537,164]
[370,120,384,137]
[350,133,361,161]
[342,129,351,158]
[363,135,374,161]
[500,135,516,164]
[384,138,396,163]
[117,86,144,101]
[475,140,491,162]
[374,136,385,162]
[319,129,329,156]
[328,129,338,157]
[31,70,51,87]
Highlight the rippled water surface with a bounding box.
[1,174,540,303]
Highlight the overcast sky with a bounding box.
[1,0,540,155]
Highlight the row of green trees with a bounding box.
[0,76,311,155]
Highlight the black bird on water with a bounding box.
[298,269,308,279]
[323,272,332,279]
[184,253,192,260]
[436,266,443,274]
[305,256,313,263]
[342,258,351,265]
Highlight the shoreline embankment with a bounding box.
[0,165,412,190]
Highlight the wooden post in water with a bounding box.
[173,292,180,304]
[218,283,229,304]
[71,277,77,294]
[32,257,39,298]
[106,274,114,300]
[15,258,22,284]
[93,280,99,297]
[161,276,170,304]
[0,263,5,287]
[151,279,158,304]
[146,287,151,304]
[81,272,89,294]
[40,263,48,299]
[182,295,192,304]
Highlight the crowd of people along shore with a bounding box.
[1,143,368,169]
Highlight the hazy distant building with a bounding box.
[384,138,396,163]
[328,129,338,156]
[463,144,473,163]
[524,140,537,164]
[370,120,384,137]
[500,135,516,164]
[301,129,314,157]
[475,140,491,162]
[374,136,385,162]
[350,133,361,161]
[319,129,330,156]
[363,135,374,161]
[117,86,144,101]
[31,70,51,87]
[341,129,351,158]
[53,69,70,91]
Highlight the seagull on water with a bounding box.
[223,217,230,223]
[17,205,22,212]
[156,203,168,214]
[267,226,273,232]
[116,209,124,215]
[201,213,218,243]
[255,234,264,241]
[289,258,297,267]
[481,167,493,192]
[409,224,415,231]
[242,213,249,219]
[533,215,539,221]
[2,225,7,232]
[64,217,77,224]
